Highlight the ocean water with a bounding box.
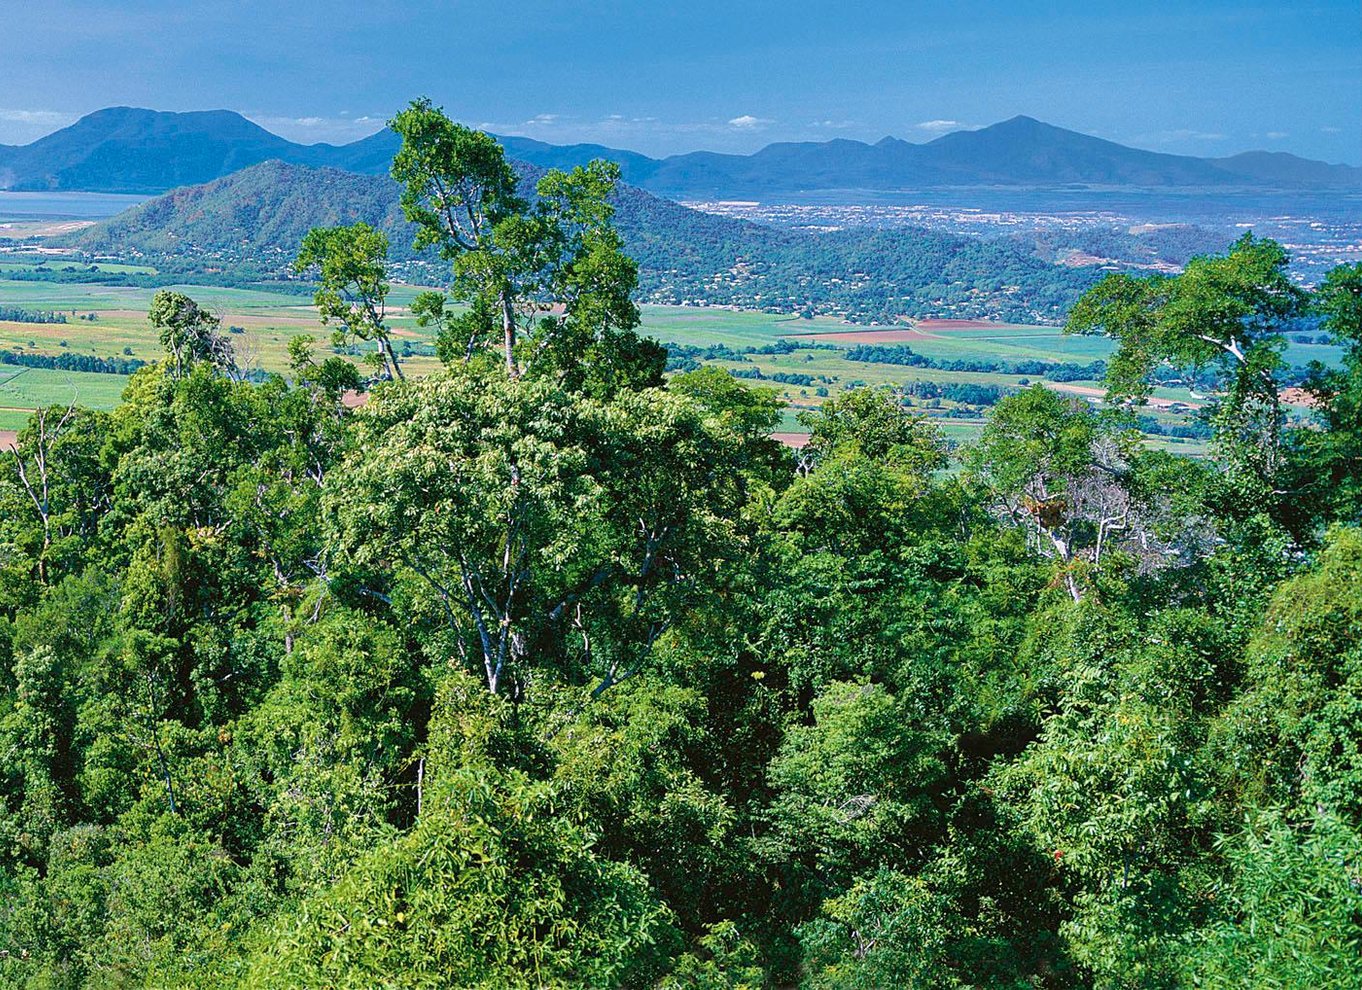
[0,191,150,221]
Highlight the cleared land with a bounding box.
[0,262,1337,451]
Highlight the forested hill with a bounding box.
[62,161,413,259]
[62,160,1103,323]
[0,108,342,194]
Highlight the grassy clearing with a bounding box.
[1281,338,1345,367]
[636,309,844,347]
[0,366,129,412]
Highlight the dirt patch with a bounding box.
[0,430,16,451]
[1280,387,1319,410]
[914,318,1026,331]
[772,431,810,449]
[1043,381,1201,411]
[1058,250,1114,268]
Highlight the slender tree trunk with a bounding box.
[501,292,518,378]
[153,727,179,815]
[1064,571,1083,604]
[385,338,406,380]
[144,675,179,815]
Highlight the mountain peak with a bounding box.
[0,107,299,193]
[972,115,1074,139]
[67,106,261,131]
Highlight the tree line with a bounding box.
[0,307,68,325]
[0,350,147,376]
[844,342,1109,382]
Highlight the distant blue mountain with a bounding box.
[0,107,1357,195]
[0,107,338,193]
[625,117,1360,194]
[493,134,662,183]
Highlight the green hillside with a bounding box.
[59,160,1103,324]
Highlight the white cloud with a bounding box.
[1322,125,1342,134]
[0,108,75,125]
[915,119,984,135]
[525,113,561,126]
[0,108,78,144]
[245,113,388,144]
[1136,128,1228,145]
[728,114,773,129]
[1265,131,1289,140]
[811,119,857,130]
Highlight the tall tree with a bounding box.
[147,290,236,378]
[967,386,1105,601]
[1291,263,1362,523]
[1,406,109,588]
[324,370,752,701]
[1067,234,1306,490]
[529,161,662,396]
[295,223,403,382]
[389,99,530,377]
[388,99,652,389]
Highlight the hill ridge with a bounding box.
[56,158,1110,326]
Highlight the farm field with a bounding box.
[0,366,129,430]
[0,266,1337,451]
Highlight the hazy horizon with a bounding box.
[1,104,1358,171]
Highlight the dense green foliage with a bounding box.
[2,117,1361,988]
[0,350,146,376]
[843,342,1108,381]
[0,307,68,324]
[295,222,405,381]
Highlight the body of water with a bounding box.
[0,191,150,221]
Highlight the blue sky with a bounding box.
[1,0,1358,163]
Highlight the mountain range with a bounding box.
[1,107,1357,197]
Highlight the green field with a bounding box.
[636,308,826,347]
[0,365,131,430]
[2,268,1335,450]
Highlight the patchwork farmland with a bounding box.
[0,255,1337,450]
